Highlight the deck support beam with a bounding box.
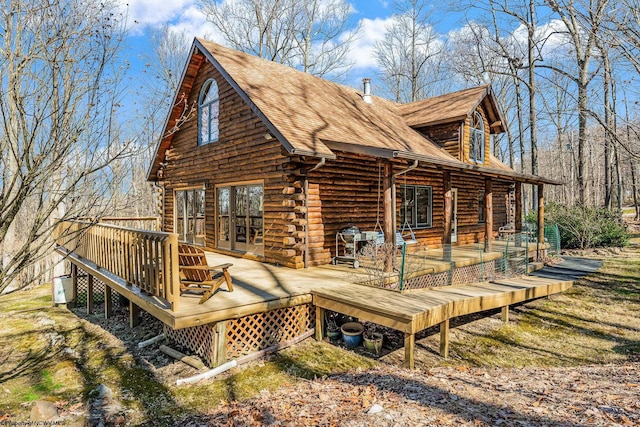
[484,177,493,252]
[315,306,325,341]
[537,184,545,260]
[439,319,450,358]
[443,171,452,261]
[104,286,113,319]
[215,321,227,366]
[501,305,509,322]
[71,264,78,306]
[129,300,141,328]
[86,274,94,314]
[404,332,415,369]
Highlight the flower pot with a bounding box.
[340,322,364,347]
[326,328,341,340]
[363,332,384,355]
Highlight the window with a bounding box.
[175,188,205,245]
[469,111,484,164]
[478,191,485,223]
[400,185,432,228]
[199,79,219,145]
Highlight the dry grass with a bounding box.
[1,240,638,424]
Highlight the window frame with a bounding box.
[477,190,486,223]
[198,78,219,146]
[399,185,433,229]
[469,111,485,164]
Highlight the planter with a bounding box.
[341,322,364,347]
[326,328,341,341]
[363,332,384,355]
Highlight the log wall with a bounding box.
[306,152,513,264]
[160,60,301,268]
[415,122,461,159]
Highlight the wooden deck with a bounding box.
[312,275,572,368]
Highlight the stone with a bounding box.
[367,404,384,415]
[30,400,58,421]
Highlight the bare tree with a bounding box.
[544,0,611,205]
[198,0,357,78]
[0,0,131,292]
[375,0,445,102]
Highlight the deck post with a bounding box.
[315,306,325,341]
[215,321,227,366]
[443,171,452,261]
[501,305,509,322]
[383,162,394,272]
[484,177,493,252]
[104,285,113,319]
[537,183,545,260]
[404,332,415,369]
[129,300,141,327]
[86,274,94,314]
[439,319,450,358]
[71,263,78,306]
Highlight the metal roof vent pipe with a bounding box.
[362,78,372,104]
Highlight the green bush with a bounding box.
[544,203,629,249]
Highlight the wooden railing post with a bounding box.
[166,233,180,312]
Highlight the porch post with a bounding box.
[515,182,523,232]
[484,177,493,252]
[383,162,394,272]
[443,171,452,261]
[537,183,545,260]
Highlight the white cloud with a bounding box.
[120,0,194,31]
[345,17,393,70]
[167,6,223,42]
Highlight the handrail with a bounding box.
[54,220,180,311]
[78,216,162,232]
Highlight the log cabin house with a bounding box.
[149,37,558,269]
[53,38,569,370]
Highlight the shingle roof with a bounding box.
[148,38,559,185]
[397,85,505,132]
[196,38,457,162]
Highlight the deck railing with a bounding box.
[78,216,162,231]
[54,221,181,311]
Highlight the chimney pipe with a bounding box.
[362,78,372,104]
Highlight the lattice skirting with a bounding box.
[74,268,120,305]
[164,323,217,367]
[401,261,497,291]
[164,304,315,367]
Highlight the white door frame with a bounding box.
[451,188,458,243]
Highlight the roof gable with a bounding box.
[397,85,506,133]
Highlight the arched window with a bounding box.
[469,111,484,164]
[199,79,219,145]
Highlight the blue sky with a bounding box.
[121,0,435,90]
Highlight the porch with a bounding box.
[54,220,566,369]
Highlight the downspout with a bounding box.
[391,160,419,243]
[304,158,326,268]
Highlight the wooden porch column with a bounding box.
[383,162,394,272]
[537,183,545,260]
[443,171,452,261]
[86,274,94,315]
[514,182,523,232]
[484,177,493,252]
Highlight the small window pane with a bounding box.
[199,79,219,145]
[416,187,431,226]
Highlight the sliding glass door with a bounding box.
[175,187,205,245]
[217,184,263,255]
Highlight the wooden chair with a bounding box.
[178,244,233,304]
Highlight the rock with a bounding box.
[367,404,383,415]
[94,384,113,401]
[30,400,58,421]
